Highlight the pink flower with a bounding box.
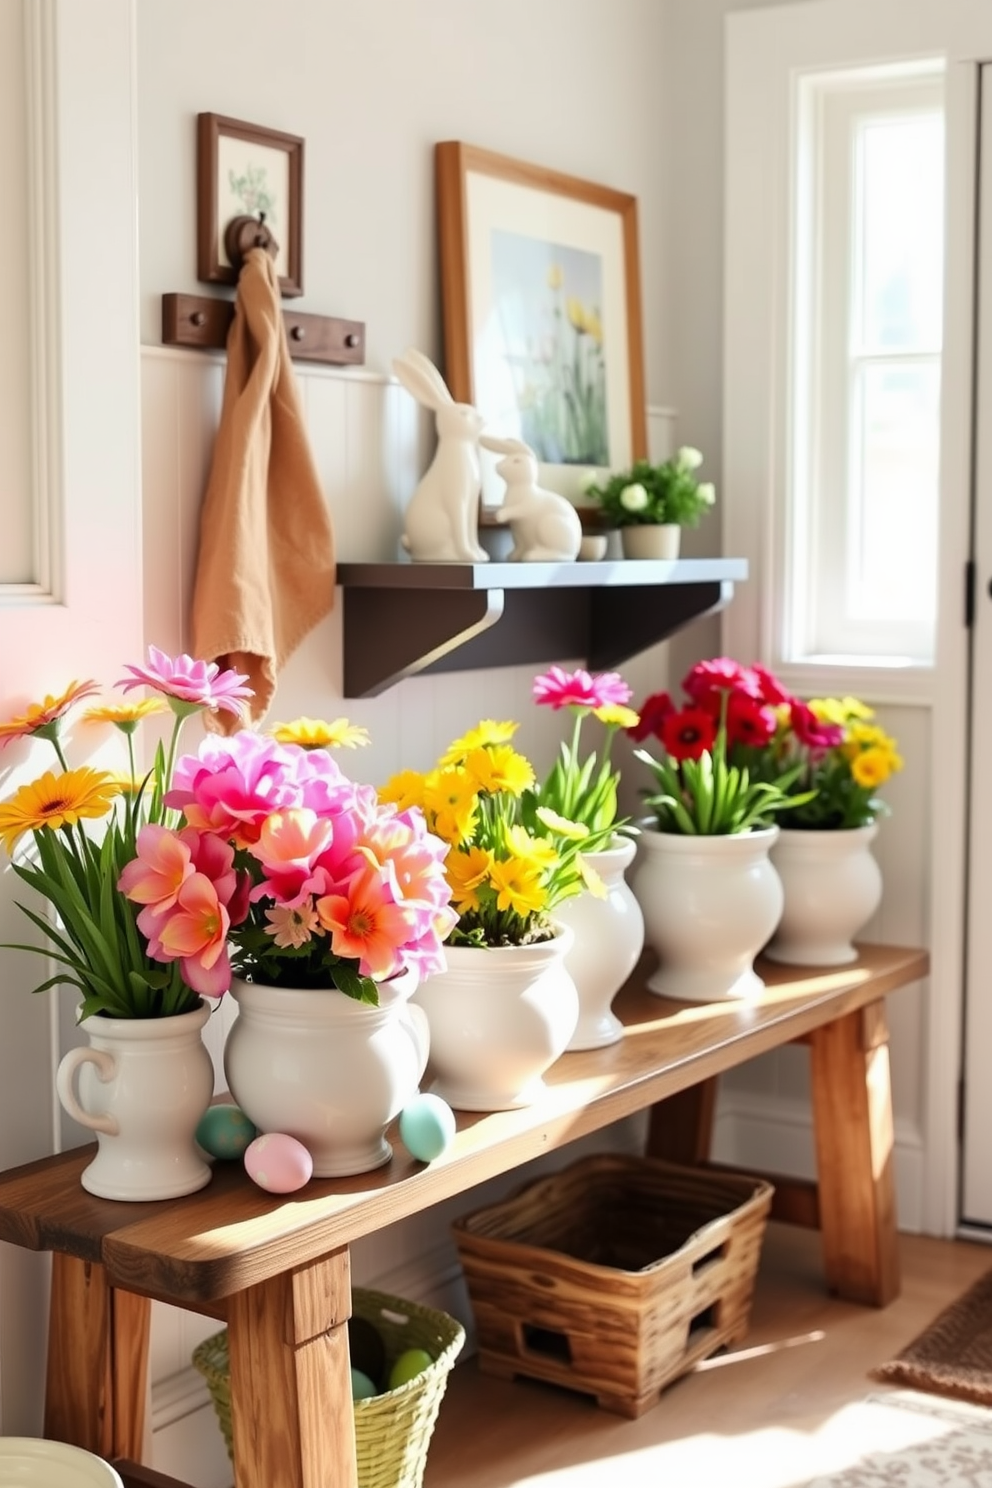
[117,823,194,912]
[789,701,845,751]
[751,664,793,707]
[118,646,253,717]
[315,865,417,981]
[152,874,233,998]
[249,809,341,908]
[532,666,633,712]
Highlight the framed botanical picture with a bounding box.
[197,113,304,297]
[435,141,647,502]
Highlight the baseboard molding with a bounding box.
[714,1090,925,1233]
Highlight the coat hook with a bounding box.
[224,213,280,275]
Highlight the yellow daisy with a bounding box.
[534,807,590,842]
[81,698,168,733]
[594,703,640,729]
[489,858,547,918]
[464,745,534,797]
[505,824,559,868]
[423,769,479,846]
[445,846,494,913]
[270,716,370,750]
[0,768,121,853]
[850,747,895,790]
[379,770,427,812]
[439,720,517,768]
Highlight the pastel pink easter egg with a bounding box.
[243,1133,313,1194]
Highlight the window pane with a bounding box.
[850,360,940,622]
[858,113,944,353]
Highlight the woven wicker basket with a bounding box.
[192,1288,465,1488]
[452,1152,773,1418]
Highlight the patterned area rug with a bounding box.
[803,1390,992,1486]
[871,1267,992,1407]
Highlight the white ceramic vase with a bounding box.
[630,824,783,1002]
[56,1000,214,1201]
[763,824,882,966]
[412,928,579,1111]
[621,524,681,560]
[223,969,429,1177]
[555,835,644,1049]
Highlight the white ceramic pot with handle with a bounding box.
[56,999,214,1201]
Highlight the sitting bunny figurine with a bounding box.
[480,436,583,562]
[392,348,489,563]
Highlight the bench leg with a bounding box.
[809,1000,900,1306]
[645,1077,718,1164]
[226,1245,357,1488]
[45,1253,150,1460]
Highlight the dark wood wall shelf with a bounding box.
[336,556,747,697]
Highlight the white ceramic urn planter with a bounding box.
[555,835,644,1049]
[412,928,579,1111]
[56,1000,214,1201]
[223,969,429,1177]
[630,824,783,1002]
[763,824,882,966]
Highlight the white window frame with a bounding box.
[789,66,945,668]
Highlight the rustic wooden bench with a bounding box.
[0,943,927,1488]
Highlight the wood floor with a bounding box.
[423,1223,992,1488]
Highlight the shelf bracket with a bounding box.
[341,587,505,697]
[587,579,737,670]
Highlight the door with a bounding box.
[961,63,992,1228]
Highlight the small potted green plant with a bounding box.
[586,447,716,559]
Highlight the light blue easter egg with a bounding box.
[399,1094,456,1163]
[351,1367,379,1400]
[196,1104,258,1160]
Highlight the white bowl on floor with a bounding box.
[0,1438,124,1486]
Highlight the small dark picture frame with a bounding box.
[197,113,304,297]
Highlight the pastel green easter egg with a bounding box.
[196,1104,257,1160]
[387,1347,434,1390]
[399,1094,456,1163]
[351,1367,378,1400]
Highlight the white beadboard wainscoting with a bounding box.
[138,346,928,1485]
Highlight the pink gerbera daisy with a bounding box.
[117,646,253,717]
[532,666,633,712]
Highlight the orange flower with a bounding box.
[0,680,100,747]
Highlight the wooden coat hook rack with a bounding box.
[162,211,365,367]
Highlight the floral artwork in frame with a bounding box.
[197,113,304,297]
[436,141,647,503]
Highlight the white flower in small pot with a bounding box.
[586,449,717,559]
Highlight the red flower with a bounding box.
[682,657,759,711]
[661,707,717,762]
[789,701,845,750]
[751,664,793,707]
[627,691,675,743]
[726,693,776,749]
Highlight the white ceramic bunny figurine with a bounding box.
[479,436,583,562]
[392,348,489,562]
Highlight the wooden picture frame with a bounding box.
[435,141,646,502]
[197,113,304,297]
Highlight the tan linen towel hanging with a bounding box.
[191,245,336,732]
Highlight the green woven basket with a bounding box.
[192,1287,465,1488]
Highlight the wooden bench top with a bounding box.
[0,944,927,1308]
